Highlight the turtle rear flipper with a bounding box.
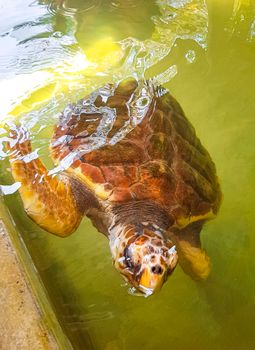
[170,222,211,280]
[177,241,211,280]
[8,128,83,237]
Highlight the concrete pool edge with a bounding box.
[0,197,73,349]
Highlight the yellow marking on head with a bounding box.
[139,266,164,294]
[175,209,215,229]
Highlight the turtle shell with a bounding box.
[51,78,221,228]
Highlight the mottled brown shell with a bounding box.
[51,78,221,227]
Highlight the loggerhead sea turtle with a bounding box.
[8,78,221,296]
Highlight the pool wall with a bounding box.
[0,197,73,349]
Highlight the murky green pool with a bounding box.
[1,0,255,349]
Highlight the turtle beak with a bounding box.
[138,267,165,296]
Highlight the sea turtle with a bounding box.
[8,78,221,296]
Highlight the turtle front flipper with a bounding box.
[169,222,211,280]
[7,127,83,237]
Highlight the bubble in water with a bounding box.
[185,49,196,63]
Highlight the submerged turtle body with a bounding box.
[51,78,220,227]
[8,78,221,295]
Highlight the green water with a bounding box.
[1,0,255,349]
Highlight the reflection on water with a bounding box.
[0,0,255,349]
[228,0,255,41]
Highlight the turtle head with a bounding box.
[110,226,178,296]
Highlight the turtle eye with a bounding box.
[124,247,133,268]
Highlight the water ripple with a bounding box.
[110,0,142,9]
[0,0,210,193]
[47,0,102,16]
